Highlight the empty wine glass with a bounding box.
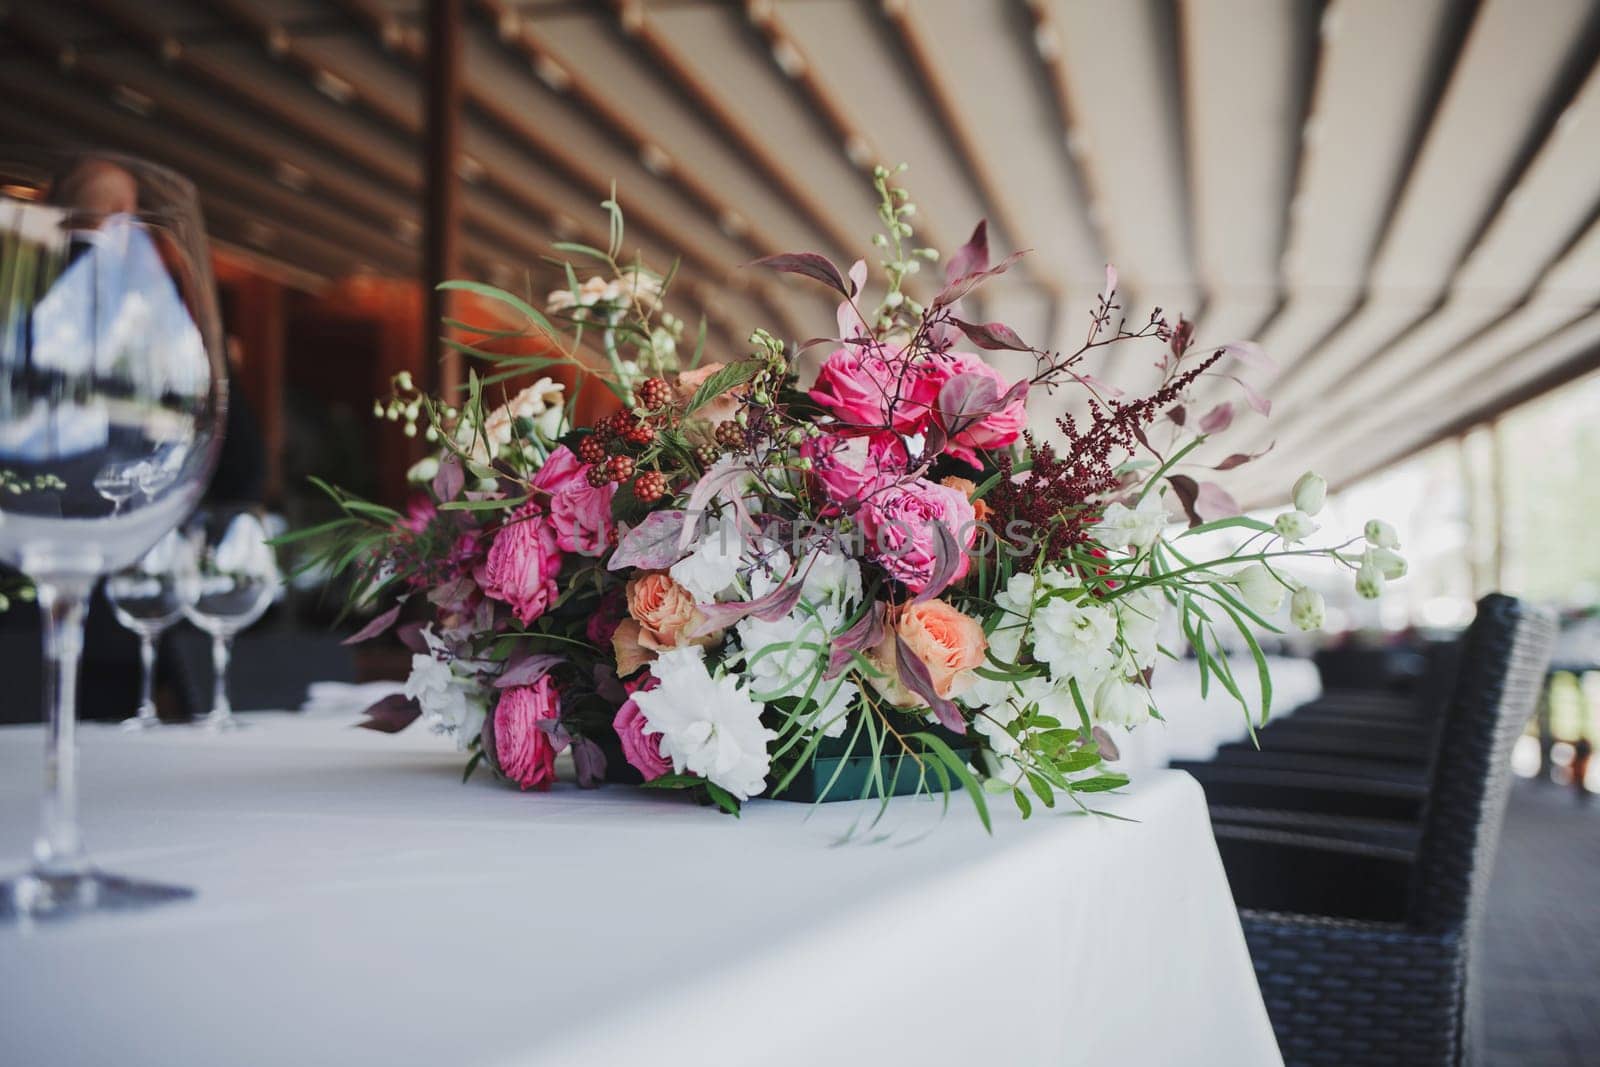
[0,147,226,919]
[180,509,279,730]
[105,530,193,731]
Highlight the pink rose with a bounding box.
[477,502,564,624]
[612,673,670,781]
[925,352,1028,468]
[493,676,560,790]
[586,588,625,646]
[809,343,942,435]
[400,494,436,534]
[858,477,978,593]
[531,445,616,556]
[804,431,909,506]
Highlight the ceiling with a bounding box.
[3,0,1598,505]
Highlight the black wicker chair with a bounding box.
[1235,594,1556,1066]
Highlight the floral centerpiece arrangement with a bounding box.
[293,168,1404,825]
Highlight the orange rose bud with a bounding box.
[941,475,992,524]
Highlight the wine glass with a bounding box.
[180,508,279,730]
[105,530,193,731]
[0,147,226,919]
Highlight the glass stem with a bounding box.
[210,633,232,722]
[136,633,159,723]
[33,579,92,877]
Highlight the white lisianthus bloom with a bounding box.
[406,455,440,484]
[631,647,777,800]
[1291,471,1327,516]
[403,652,486,751]
[800,546,863,611]
[1290,586,1326,631]
[1231,563,1285,615]
[1364,546,1407,580]
[1113,588,1164,672]
[1032,595,1119,682]
[736,611,859,738]
[1093,493,1170,552]
[1355,560,1385,600]
[534,404,566,440]
[670,513,744,602]
[973,700,1024,758]
[1273,509,1319,544]
[1094,676,1150,728]
[1364,519,1400,550]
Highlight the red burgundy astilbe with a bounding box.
[989,351,1222,563]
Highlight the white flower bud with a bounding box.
[1290,586,1325,631]
[1274,509,1319,544]
[1291,471,1326,516]
[406,456,440,484]
[1364,547,1407,581]
[1094,676,1150,728]
[395,369,414,391]
[1231,563,1285,614]
[1364,519,1400,549]
[1355,560,1384,599]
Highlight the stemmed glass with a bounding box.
[105,530,194,731]
[0,148,226,919]
[180,509,279,730]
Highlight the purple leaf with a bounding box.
[534,716,572,753]
[395,622,430,655]
[945,219,989,285]
[572,736,608,788]
[950,317,1034,352]
[1198,402,1234,435]
[495,653,567,689]
[356,694,422,733]
[825,603,886,680]
[679,458,750,550]
[1210,443,1273,471]
[1220,341,1275,373]
[932,249,1028,309]
[894,635,965,734]
[1228,375,1272,416]
[748,251,849,296]
[913,519,965,603]
[689,577,807,637]
[610,510,688,571]
[1168,474,1202,528]
[847,257,868,299]
[1092,725,1121,762]
[936,371,1002,437]
[1167,404,1187,427]
[432,454,464,501]
[1194,481,1242,521]
[343,602,402,646]
[593,663,627,706]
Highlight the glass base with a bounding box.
[1,869,195,922]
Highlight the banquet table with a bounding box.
[0,715,1282,1067]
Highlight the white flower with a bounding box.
[406,455,440,484]
[1364,546,1407,580]
[963,616,1029,709]
[1364,519,1400,549]
[403,652,486,751]
[1093,494,1170,551]
[799,546,863,611]
[471,378,565,462]
[631,647,777,800]
[973,700,1023,758]
[1114,588,1163,672]
[1094,676,1150,728]
[1032,595,1119,682]
[1355,560,1384,599]
[1291,472,1326,516]
[670,513,744,602]
[735,611,859,738]
[1273,509,1319,544]
[1231,563,1285,615]
[1290,586,1325,631]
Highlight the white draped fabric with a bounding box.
[0,716,1282,1067]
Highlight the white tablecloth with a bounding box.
[0,716,1281,1067]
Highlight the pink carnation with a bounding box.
[858,477,978,593]
[477,502,563,624]
[809,343,942,435]
[612,673,670,781]
[494,676,560,790]
[530,445,616,556]
[925,352,1028,468]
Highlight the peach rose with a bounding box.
[673,362,745,446]
[941,475,993,525]
[867,599,988,709]
[625,572,719,653]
